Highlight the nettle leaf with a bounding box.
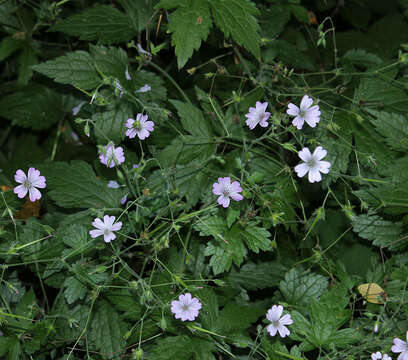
[204,242,232,275]
[368,111,408,152]
[90,300,126,359]
[32,51,100,90]
[63,277,87,305]
[0,84,64,129]
[93,102,133,144]
[169,100,212,138]
[228,261,285,290]
[280,268,328,306]
[39,161,121,209]
[214,303,264,333]
[164,0,212,68]
[342,49,382,67]
[90,45,128,80]
[194,215,228,239]
[51,5,137,44]
[352,213,403,250]
[151,335,215,360]
[119,0,154,32]
[210,0,261,58]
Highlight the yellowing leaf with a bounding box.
[357,283,386,304]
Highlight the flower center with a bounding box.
[23,180,32,188]
[133,121,141,130]
[222,186,230,197]
[272,320,280,327]
[104,228,111,235]
[307,158,316,168]
[181,304,189,311]
[299,109,306,118]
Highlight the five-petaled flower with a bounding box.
[13,168,46,202]
[171,293,202,321]
[245,101,271,130]
[294,146,331,183]
[286,95,321,130]
[99,144,125,168]
[266,305,293,338]
[372,351,392,360]
[89,215,122,243]
[212,177,243,208]
[126,114,154,140]
[392,331,408,360]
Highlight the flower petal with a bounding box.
[308,168,322,183]
[14,169,27,184]
[28,187,42,202]
[294,163,309,178]
[14,184,28,198]
[286,103,299,116]
[300,95,313,109]
[298,147,312,162]
[279,314,293,326]
[218,195,230,208]
[313,146,327,160]
[89,229,103,238]
[292,116,304,130]
[277,324,290,338]
[392,338,407,353]
[266,324,278,336]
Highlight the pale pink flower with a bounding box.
[99,144,125,168]
[245,101,271,130]
[372,352,392,360]
[266,305,293,338]
[392,331,408,360]
[13,168,46,202]
[89,215,122,243]
[212,177,243,208]
[294,146,331,183]
[286,95,321,130]
[126,114,154,140]
[171,293,202,321]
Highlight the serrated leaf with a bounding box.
[93,103,133,144]
[352,213,402,249]
[228,261,285,290]
[51,5,137,44]
[210,0,261,58]
[119,0,154,32]
[194,215,228,239]
[240,222,272,253]
[0,36,21,61]
[169,99,212,138]
[90,45,128,80]
[0,84,64,129]
[214,303,264,333]
[90,300,126,359]
[62,224,89,250]
[63,277,87,305]
[204,242,232,275]
[32,51,100,90]
[368,111,408,152]
[39,161,121,209]
[105,289,143,320]
[280,268,328,306]
[166,0,212,68]
[342,49,382,67]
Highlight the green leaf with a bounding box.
[105,289,143,321]
[32,50,100,90]
[194,215,228,238]
[17,43,37,86]
[63,277,87,305]
[93,103,133,144]
[240,222,272,253]
[90,45,128,80]
[280,268,328,306]
[342,49,382,67]
[166,0,212,68]
[62,224,89,250]
[39,161,121,209]
[204,242,232,275]
[119,0,154,32]
[368,111,408,152]
[169,99,212,138]
[0,36,21,61]
[90,300,126,359]
[210,0,261,58]
[214,303,264,333]
[352,213,403,250]
[228,261,285,290]
[51,5,137,44]
[0,84,64,129]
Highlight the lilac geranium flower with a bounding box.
[212,177,243,208]
[107,180,121,189]
[286,95,321,130]
[89,215,122,243]
[245,101,271,130]
[372,352,392,360]
[266,305,293,338]
[136,84,151,93]
[294,146,331,183]
[392,331,408,360]
[125,114,154,140]
[120,194,128,205]
[13,168,46,202]
[99,144,125,168]
[171,293,202,321]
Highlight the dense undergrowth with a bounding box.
[0,0,408,359]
